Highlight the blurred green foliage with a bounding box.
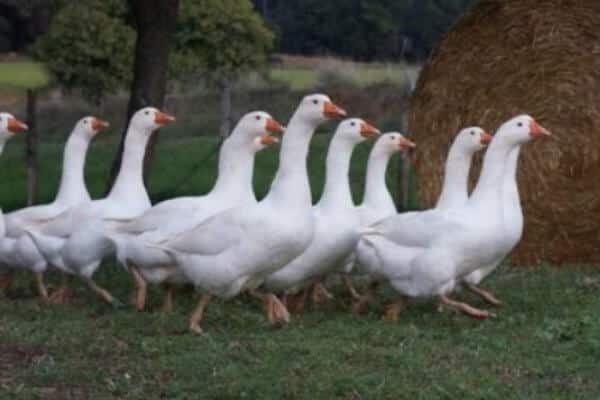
[33,0,273,102]
[31,0,134,102]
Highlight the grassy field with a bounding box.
[0,61,49,93]
[1,265,599,399]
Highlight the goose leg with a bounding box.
[465,283,502,306]
[311,282,334,305]
[439,295,496,319]
[189,293,212,334]
[383,297,406,320]
[160,284,174,313]
[128,264,147,312]
[342,274,362,300]
[343,275,375,315]
[34,272,49,301]
[0,271,15,296]
[248,289,290,324]
[48,273,73,304]
[286,288,309,313]
[84,277,123,308]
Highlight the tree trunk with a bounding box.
[106,0,179,192]
[219,77,232,138]
[25,89,38,206]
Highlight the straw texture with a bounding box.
[408,0,600,265]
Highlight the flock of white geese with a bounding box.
[0,93,550,333]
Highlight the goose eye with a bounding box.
[517,122,523,127]
[84,120,88,124]
[389,135,395,140]
[470,131,475,135]
[255,115,261,120]
[312,99,318,105]
[145,111,150,116]
[351,122,356,127]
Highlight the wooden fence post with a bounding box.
[25,89,38,206]
[219,77,232,138]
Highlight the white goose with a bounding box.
[356,115,550,318]
[0,117,108,300]
[346,127,490,310]
[157,94,346,333]
[261,118,380,304]
[339,132,417,304]
[0,113,27,293]
[460,145,524,304]
[26,107,174,305]
[109,111,284,311]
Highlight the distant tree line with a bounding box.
[0,0,57,52]
[1,0,477,62]
[251,0,478,62]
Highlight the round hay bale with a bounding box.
[408,0,600,266]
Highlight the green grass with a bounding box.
[0,62,49,92]
[269,64,417,90]
[1,265,599,399]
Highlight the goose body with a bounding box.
[356,116,550,316]
[352,127,490,280]
[0,117,108,278]
[262,119,380,293]
[339,132,416,280]
[157,94,347,332]
[108,112,283,310]
[26,108,174,303]
[462,147,523,286]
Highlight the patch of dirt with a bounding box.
[0,343,89,398]
[0,343,46,385]
[33,384,88,400]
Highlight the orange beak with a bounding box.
[155,111,176,125]
[480,132,493,145]
[323,101,347,119]
[7,117,28,133]
[260,134,279,146]
[399,137,416,150]
[91,118,110,131]
[360,122,381,138]
[529,120,551,138]
[265,118,285,135]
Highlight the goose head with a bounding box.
[374,132,416,156]
[235,111,285,141]
[496,114,551,145]
[0,112,27,153]
[334,118,381,145]
[296,94,347,125]
[454,127,492,154]
[74,116,110,140]
[129,107,175,135]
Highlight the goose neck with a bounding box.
[264,115,316,207]
[109,125,151,201]
[54,133,91,205]
[362,150,395,209]
[435,146,472,209]
[469,136,515,207]
[319,137,358,208]
[210,136,256,200]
